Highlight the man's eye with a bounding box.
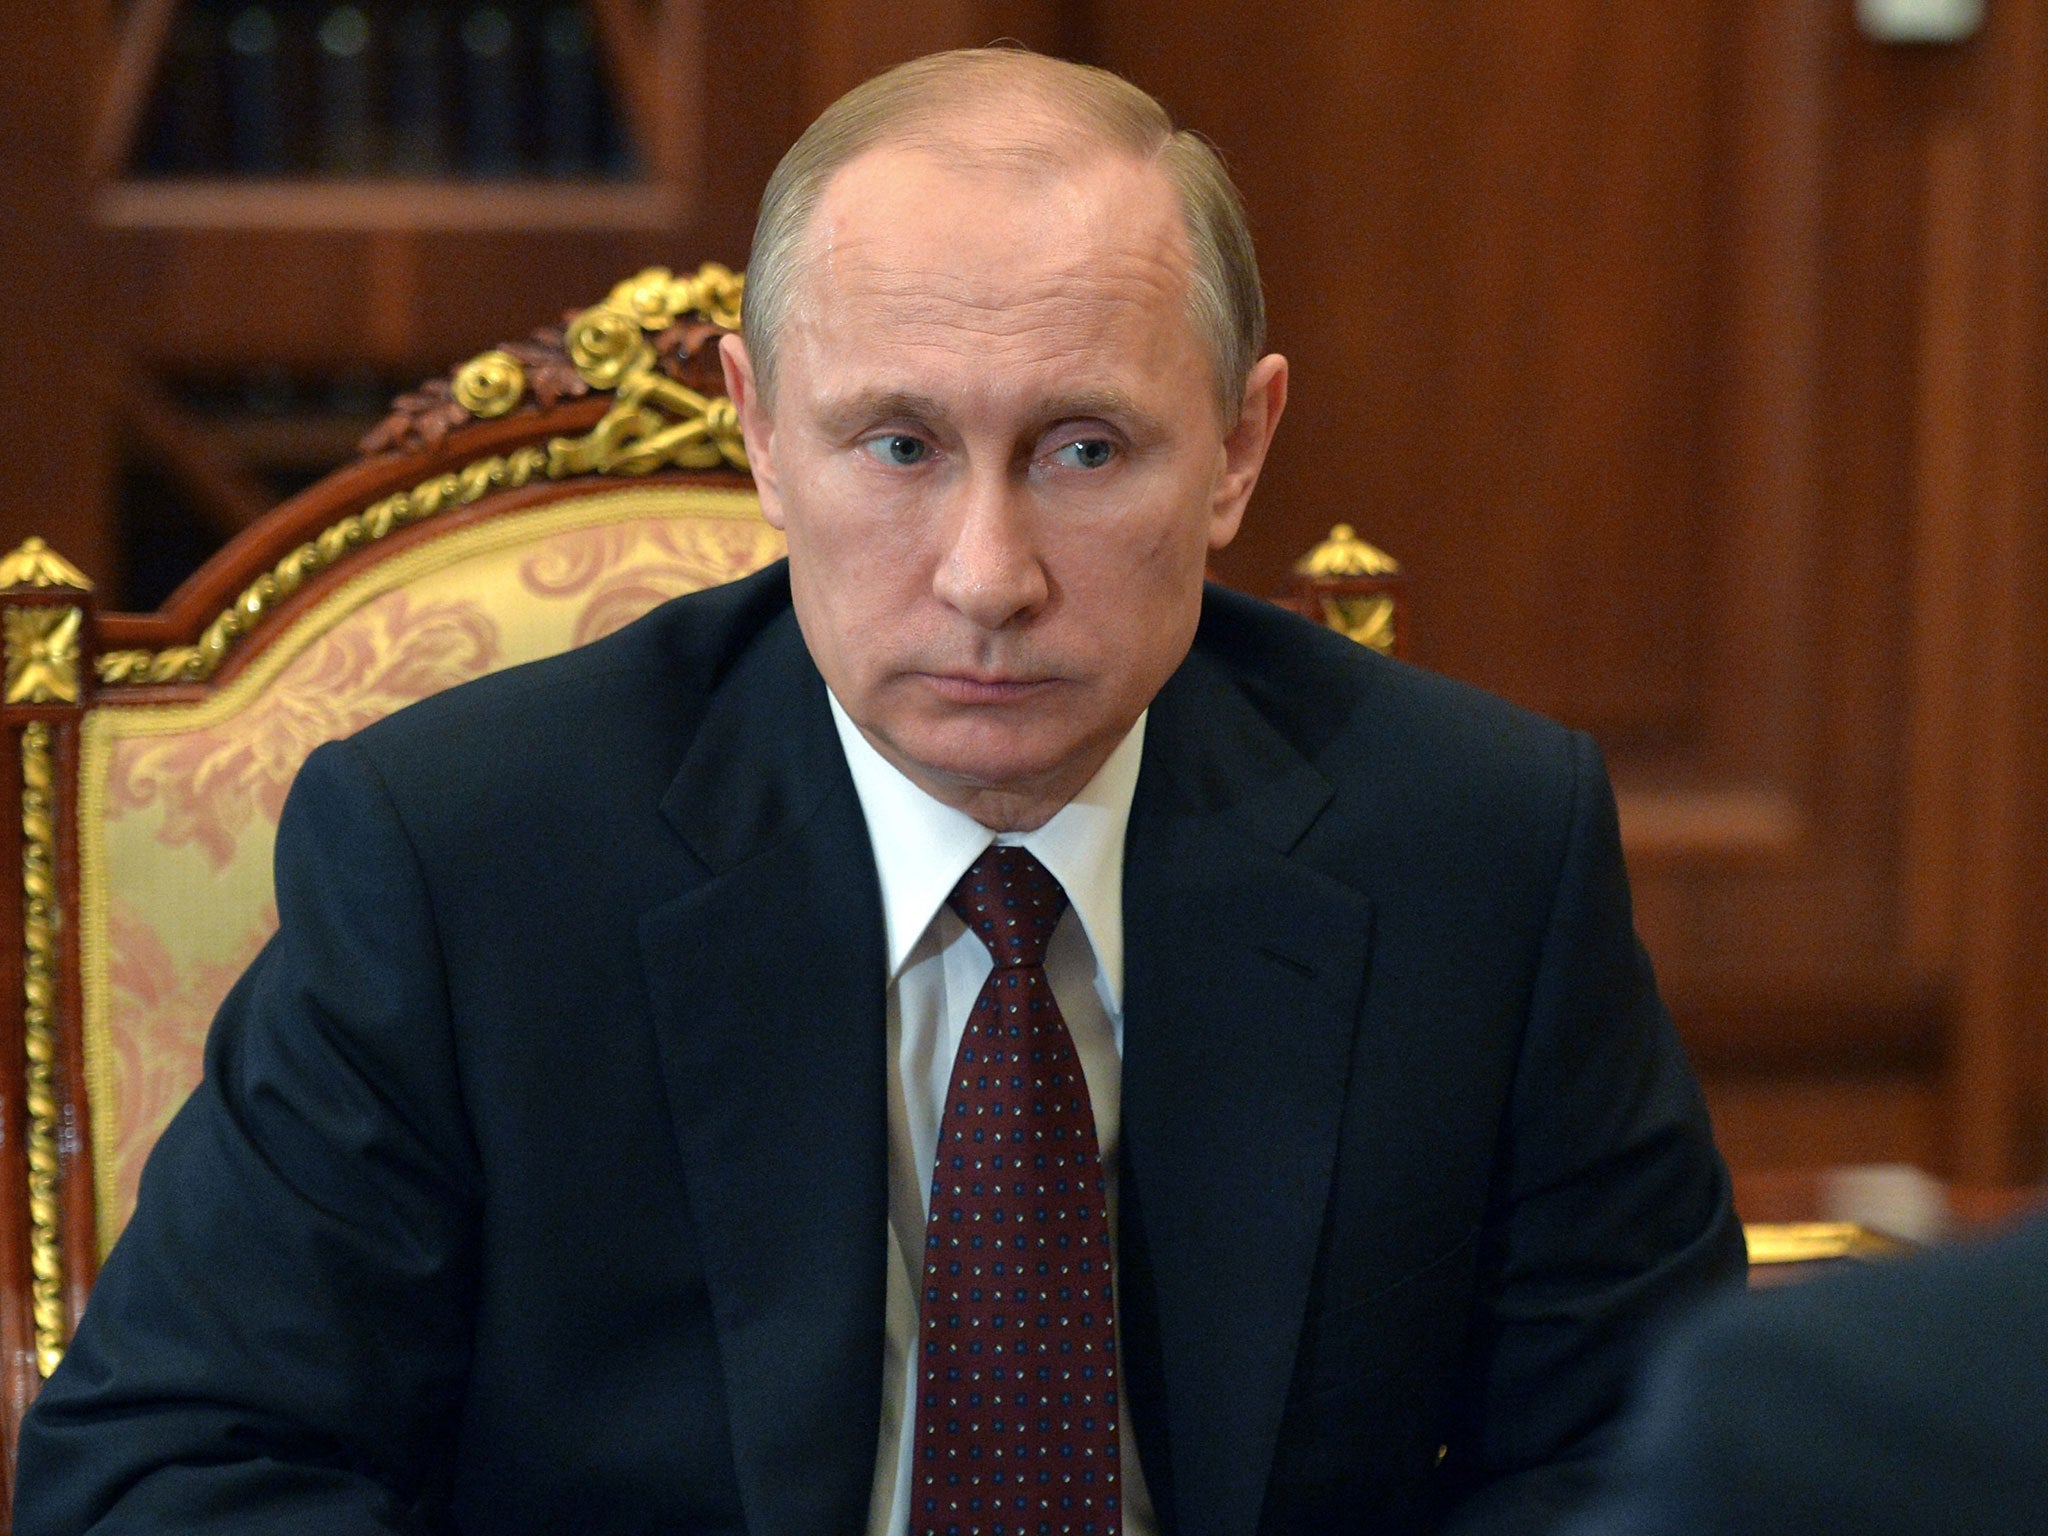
[865,435,929,466]
[1052,438,1115,470]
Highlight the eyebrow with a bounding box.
[812,390,949,439]
[811,386,1169,444]
[1042,389,1154,432]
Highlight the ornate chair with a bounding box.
[0,264,1404,1478]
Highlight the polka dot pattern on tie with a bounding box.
[911,845,1121,1536]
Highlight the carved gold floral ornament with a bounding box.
[0,538,93,592]
[1320,594,1399,654]
[450,350,528,419]
[551,265,749,476]
[601,263,744,334]
[6,606,85,704]
[1295,523,1401,579]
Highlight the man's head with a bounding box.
[740,49,1266,421]
[720,49,1288,831]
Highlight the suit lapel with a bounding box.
[1120,645,1374,1536]
[637,612,890,1536]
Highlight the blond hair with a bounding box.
[740,49,1264,419]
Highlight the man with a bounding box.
[1566,1210,2048,1536]
[17,48,1742,1536]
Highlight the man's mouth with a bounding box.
[917,671,1057,705]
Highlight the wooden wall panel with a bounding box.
[1092,0,2048,1180]
[1099,2,1716,737]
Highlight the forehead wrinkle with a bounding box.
[804,248,1194,358]
[785,278,1205,436]
[820,234,1186,312]
[791,306,1190,427]
[803,145,1196,310]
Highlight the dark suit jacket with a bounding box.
[1566,1211,2048,1536]
[16,565,1743,1535]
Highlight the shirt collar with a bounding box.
[828,692,1144,1009]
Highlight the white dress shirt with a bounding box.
[828,695,1159,1536]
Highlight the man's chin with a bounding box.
[874,725,1084,811]
[902,746,1066,801]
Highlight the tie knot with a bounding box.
[946,845,1070,969]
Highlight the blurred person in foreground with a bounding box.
[1566,1209,2048,1536]
[15,47,1742,1536]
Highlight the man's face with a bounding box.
[723,140,1286,829]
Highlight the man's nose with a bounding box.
[931,470,1049,629]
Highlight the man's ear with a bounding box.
[719,333,784,529]
[1207,352,1289,551]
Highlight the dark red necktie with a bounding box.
[910,845,1122,1536]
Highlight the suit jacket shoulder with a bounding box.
[1174,583,1591,941]
[345,561,805,820]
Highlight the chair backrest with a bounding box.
[0,263,1406,1466]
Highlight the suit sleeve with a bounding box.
[14,738,481,1535]
[1437,732,1747,1534]
[1563,1213,2048,1536]
[1554,1289,1835,1536]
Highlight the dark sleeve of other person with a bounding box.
[1563,1211,2048,1536]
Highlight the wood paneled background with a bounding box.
[3,0,2045,1182]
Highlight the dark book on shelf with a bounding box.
[224,4,291,174]
[317,4,377,173]
[133,1,636,181]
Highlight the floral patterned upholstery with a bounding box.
[79,486,781,1252]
